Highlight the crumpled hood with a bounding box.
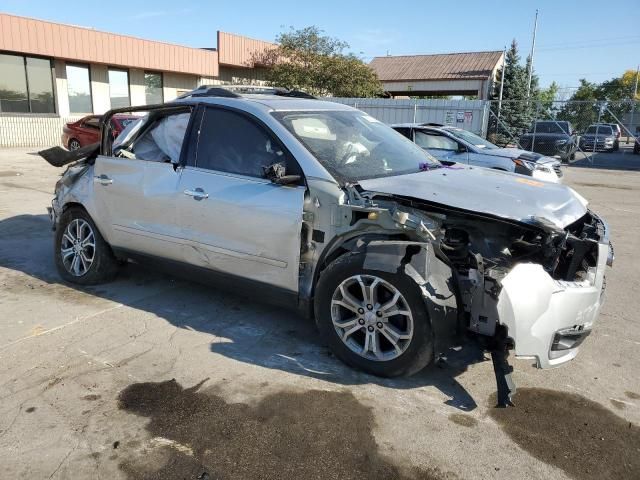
[359,166,588,229]
[481,148,557,165]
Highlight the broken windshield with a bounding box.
[273,110,440,182]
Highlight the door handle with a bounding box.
[183,188,209,200]
[94,174,113,185]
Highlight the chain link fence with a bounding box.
[486,99,640,168]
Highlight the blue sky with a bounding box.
[3,0,639,93]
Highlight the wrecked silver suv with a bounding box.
[41,86,613,404]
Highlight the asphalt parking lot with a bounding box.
[1,147,639,480]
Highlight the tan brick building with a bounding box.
[0,13,274,146]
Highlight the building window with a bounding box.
[144,72,163,105]
[0,53,55,113]
[66,64,92,114]
[26,57,56,113]
[108,69,130,109]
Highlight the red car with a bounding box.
[62,114,138,150]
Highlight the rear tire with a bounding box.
[54,207,118,285]
[68,139,81,151]
[314,253,434,378]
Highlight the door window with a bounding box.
[195,108,291,178]
[114,111,191,164]
[415,131,459,151]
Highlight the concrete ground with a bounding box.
[1,148,639,480]
[571,140,640,171]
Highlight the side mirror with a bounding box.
[457,144,467,153]
[263,162,301,186]
[274,175,302,186]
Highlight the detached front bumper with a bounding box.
[497,239,610,369]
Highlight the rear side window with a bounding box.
[195,108,288,178]
[83,116,101,129]
[415,131,459,151]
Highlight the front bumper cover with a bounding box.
[496,225,609,369]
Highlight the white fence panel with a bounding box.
[0,115,81,148]
[328,98,490,136]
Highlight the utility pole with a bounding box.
[497,46,507,120]
[526,9,539,98]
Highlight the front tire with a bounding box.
[314,253,434,377]
[54,207,118,285]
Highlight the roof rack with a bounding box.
[222,85,316,99]
[176,86,240,99]
[420,122,444,127]
[176,84,316,100]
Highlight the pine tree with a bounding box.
[490,40,536,143]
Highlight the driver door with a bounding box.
[176,106,305,292]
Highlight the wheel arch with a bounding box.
[310,236,459,344]
[57,202,117,258]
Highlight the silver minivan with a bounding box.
[393,123,562,183]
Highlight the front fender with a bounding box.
[358,240,459,347]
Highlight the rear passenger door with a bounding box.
[176,106,306,293]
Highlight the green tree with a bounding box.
[253,26,382,97]
[490,40,536,143]
[537,81,559,111]
[556,79,598,131]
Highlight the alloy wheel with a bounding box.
[60,218,95,277]
[330,274,414,361]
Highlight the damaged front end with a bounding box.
[317,183,612,405]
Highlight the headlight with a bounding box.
[555,139,567,145]
[605,137,613,142]
[513,158,535,171]
[513,158,550,173]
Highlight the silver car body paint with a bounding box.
[50,95,609,371]
[392,124,562,184]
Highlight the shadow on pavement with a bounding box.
[0,213,485,412]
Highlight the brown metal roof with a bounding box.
[370,51,503,82]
